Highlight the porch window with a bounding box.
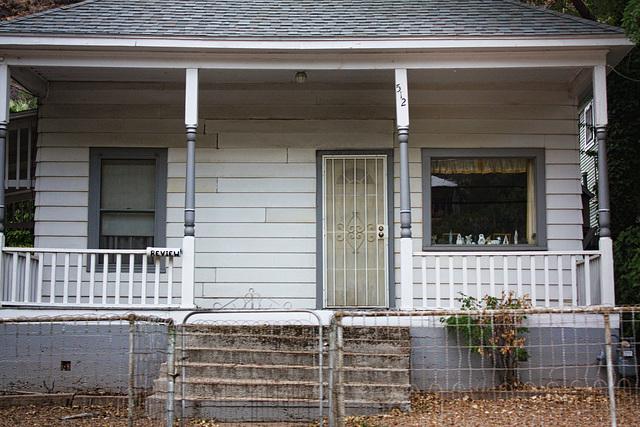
[422,149,545,249]
[88,148,167,263]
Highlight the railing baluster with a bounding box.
[584,255,591,306]
[517,256,523,297]
[421,255,427,309]
[36,253,43,303]
[462,256,468,299]
[435,256,441,308]
[63,253,70,304]
[154,258,161,305]
[503,255,508,295]
[558,256,564,307]
[24,253,31,302]
[102,254,108,304]
[89,254,96,305]
[571,255,578,305]
[167,257,174,305]
[128,254,134,305]
[475,256,481,301]
[10,252,18,302]
[115,254,122,305]
[142,255,148,305]
[489,256,495,298]
[544,256,550,307]
[530,256,536,307]
[76,254,82,304]
[50,253,57,303]
[448,256,454,309]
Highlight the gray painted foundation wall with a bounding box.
[0,323,167,394]
[0,321,618,395]
[411,326,610,391]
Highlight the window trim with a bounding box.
[421,148,546,251]
[583,103,595,150]
[88,147,168,253]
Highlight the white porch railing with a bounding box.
[1,248,180,307]
[414,251,602,309]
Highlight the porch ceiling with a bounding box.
[16,66,584,86]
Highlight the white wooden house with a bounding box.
[0,0,633,319]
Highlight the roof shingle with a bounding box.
[0,0,625,38]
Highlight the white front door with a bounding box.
[322,155,389,308]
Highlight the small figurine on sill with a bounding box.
[456,234,464,245]
[503,235,509,245]
[477,234,486,245]
[432,234,438,245]
[465,234,473,245]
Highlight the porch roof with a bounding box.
[0,0,625,39]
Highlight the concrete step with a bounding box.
[147,395,411,423]
[149,324,412,421]
[153,377,411,402]
[182,347,409,368]
[161,362,409,384]
[179,334,409,354]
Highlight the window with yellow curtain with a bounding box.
[422,149,545,249]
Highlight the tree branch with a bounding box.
[570,0,597,21]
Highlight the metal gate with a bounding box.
[179,309,325,425]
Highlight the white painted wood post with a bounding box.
[181,68,198,309]
[0,64,10,238]
[593,63,615,306]
[0,64,9,297]
[395,69,413,310]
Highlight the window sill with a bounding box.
[421,245,548,252]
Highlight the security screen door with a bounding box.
[323,155,389,308]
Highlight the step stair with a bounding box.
[147,324,411,422]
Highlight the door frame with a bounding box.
[316,150,395,309]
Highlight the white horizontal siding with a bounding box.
[34,80,584,308]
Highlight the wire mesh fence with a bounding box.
[0,306,638,426]
[331,305,640,427]
[0,314,173,426]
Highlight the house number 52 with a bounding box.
[396,84,407,107]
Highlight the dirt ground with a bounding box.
[0,389,637,427]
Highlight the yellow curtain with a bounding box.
[526,160,536,244]
[431,158,528,174]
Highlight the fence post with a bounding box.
[166,323,177,427]
[604,312,617,427]
[128,317,136,427]
[329,314,345,427]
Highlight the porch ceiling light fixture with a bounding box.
[295,71,307,83]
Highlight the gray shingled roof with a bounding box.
[0,0,624,39]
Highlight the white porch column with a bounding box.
[181,68,198,308]
[593,64,615,306]
[395,69,413,310]
[0,64,8,290]
[0,64,9,234]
